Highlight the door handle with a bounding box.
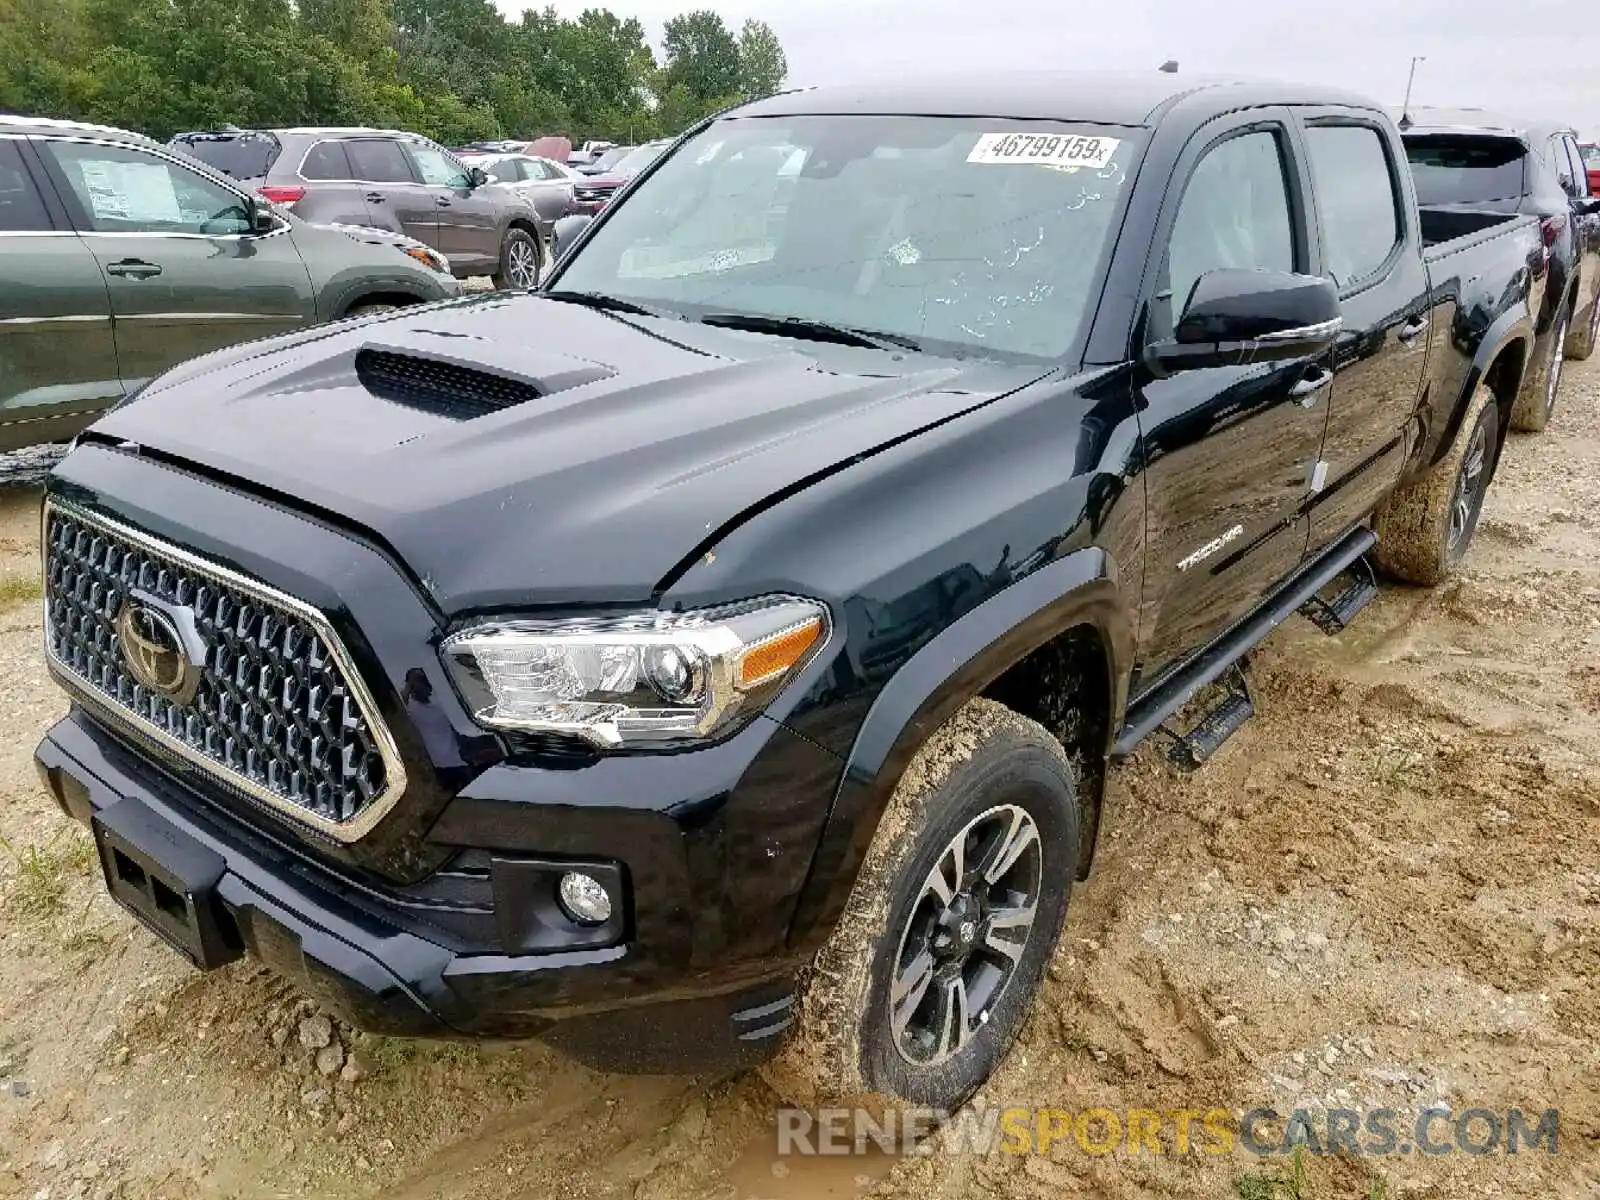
[1289,367,1333,407]
[106,259,162,280]
[435,197,452,208]
[1397,314,1430,343]
[364,192,386,204]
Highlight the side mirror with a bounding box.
[248,198,281,233]
[468,166,489,188]
[1148,268,1342,374]
[551,213,594,263]
[1573,196,1600,217]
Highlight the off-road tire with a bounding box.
[763,698,1079,1117]
[492,228,540,290]
[1565,291,1600,362]
[1512,305,1570,432]
[1373,383,1498,586]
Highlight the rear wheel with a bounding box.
[763,699,1078,1116]
[1566,291,1600,361]
[1511,305,1570,432]
[493,229,540,290]
[1373,383,1498,585]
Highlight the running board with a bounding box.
[1158,663,1255,770]
[1298,554,1378,635]
[1112,527,1378,758]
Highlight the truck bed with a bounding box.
[1419,205,1530,254]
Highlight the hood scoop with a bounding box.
[355,333,618,420]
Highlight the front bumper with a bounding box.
[36,708,812,1074]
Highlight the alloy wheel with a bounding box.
[1448,418,1488,555]
[507,238,538,289]
[889,804,1043,1067]
[1546,311,1569,417]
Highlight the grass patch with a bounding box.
[0,575,42,606]
[0,829,98,917]
[1236,1146,1310,1200]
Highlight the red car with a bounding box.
[1581,142,1600,196]
[569,139,672,215]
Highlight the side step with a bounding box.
[1113,527,1378,759]
[1158,663,1255,770]
[1298,554,1378,635]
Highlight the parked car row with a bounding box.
[0,115,461,452]
[27,71,1598,1128]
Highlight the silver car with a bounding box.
[461,153,578,228]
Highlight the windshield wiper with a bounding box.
[541,290,678,319]
[698,312,923,352]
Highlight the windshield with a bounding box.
[170,131,280,181]
[553,115,1139,362]
[1404,134,1527,205]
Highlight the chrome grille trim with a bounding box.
[40,496,409,842]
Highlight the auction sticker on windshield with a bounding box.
[967,133,1120,170]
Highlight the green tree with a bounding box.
[736,18,785,99]
[661,9,740,103]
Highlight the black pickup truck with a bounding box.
[34,73,1546,1114]
[1401,108,1600,432]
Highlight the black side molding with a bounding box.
[1113,527,1377,757]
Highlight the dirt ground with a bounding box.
[3,360,1599,1200]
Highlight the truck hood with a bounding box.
[89,293,1046,612]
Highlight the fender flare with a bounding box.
[1431,303,1533,471]
[784,546,1135,954]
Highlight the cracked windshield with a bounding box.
[555,116,1142,360]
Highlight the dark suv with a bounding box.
[1402,108,1600,430]
[170,127,547,287]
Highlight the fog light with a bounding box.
[557,871,612,924]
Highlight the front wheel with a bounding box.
[1566,291,1600,362]
[1373,383,1499,586]
[492,228,540,290]
[763,698,1078,1115]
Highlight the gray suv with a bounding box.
[170,127,547,288]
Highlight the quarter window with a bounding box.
[0,140,52,232]
[345,139,413,183]
[1303,124,1403,290]
[301,140,354,181]
[42,141,251,235]
[1166,130,1296,314]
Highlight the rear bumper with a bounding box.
[35,709,802,1074]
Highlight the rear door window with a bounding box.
[300,140,354,181]
[1304,124,1403,290]
[345,139,414,183]
[1404,134,1527,206]
[0,140,53,231]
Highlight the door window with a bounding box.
[1165,130,1296,314]
[0,140,52,231]
[42,140,251,235]
[301,140,354,181]
[1303,124,1402,290]
[345,139,413,183]
[483,159,520,184]
[409,145,471,189]
[520,158,555,181]
[1561,136,1589,197]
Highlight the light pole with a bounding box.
[1400,55,1426,125]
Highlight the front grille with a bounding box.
[43,502,404,838]
[574,186,615,203]
[356,348,540,419]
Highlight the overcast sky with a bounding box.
[516,0,1600,138]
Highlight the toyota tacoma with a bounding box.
[35,72,1547,1113]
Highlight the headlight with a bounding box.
[441,596,830,748]
[400,243,451,275]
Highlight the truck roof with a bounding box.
[737,70,1380,128]
[1398,106,1576,142]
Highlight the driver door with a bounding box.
[33,137,316,390]
[406,142,500,275]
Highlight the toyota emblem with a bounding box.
[115,601,200,705]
